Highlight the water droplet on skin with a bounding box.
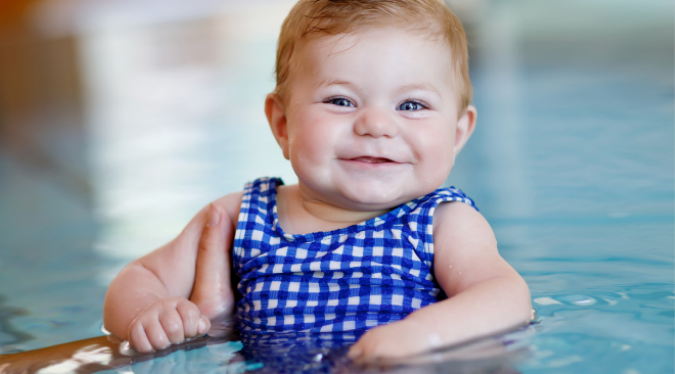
[448,265,453,268]
[427,333,442,348]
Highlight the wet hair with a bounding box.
[274,0,472,112]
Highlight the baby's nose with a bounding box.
[353,108,398,138]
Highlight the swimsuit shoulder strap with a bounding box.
[233,177,282,272]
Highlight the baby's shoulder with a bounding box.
[433,200,485,229]
[431,200,497,254]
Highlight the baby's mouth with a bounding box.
[348,156,396,164]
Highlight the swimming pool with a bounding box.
[0,0,673,373]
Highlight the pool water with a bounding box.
[0,0,673,373]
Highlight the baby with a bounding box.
[103,0,532,361]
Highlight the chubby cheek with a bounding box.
[413,126,456,184]
[287,113,335,174]
[289,132,326,167]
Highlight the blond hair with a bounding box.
[274,0,472,112]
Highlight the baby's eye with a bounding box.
[325,97,355,107]
[397,101,427,111]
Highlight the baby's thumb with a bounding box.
[191,204,235,318]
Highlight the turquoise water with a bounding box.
[0,1,673,373]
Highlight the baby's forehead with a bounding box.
[312,24,446,48]
[296,26,451,65]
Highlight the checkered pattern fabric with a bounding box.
[233,177,477,334]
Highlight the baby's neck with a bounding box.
[276,184,390,235]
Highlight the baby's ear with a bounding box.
[265,93,290,160]
[454,105,477,156]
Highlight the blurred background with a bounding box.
[0,0,673,372]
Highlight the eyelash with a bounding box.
[324,96,355,107]
[397,100,428,111]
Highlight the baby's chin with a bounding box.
[296,170,446,212]
[332,183,435,212]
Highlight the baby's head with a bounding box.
[265,0,477,212]
[275,0,472,113]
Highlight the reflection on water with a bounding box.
[235,330,530,374]
[0,328,531,374]
[0,295,34,354]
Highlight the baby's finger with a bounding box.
[159,308,185,345]
[176,299,201,337]
[198,315,211,335]
[129,321,154,353]
[145,317,171,351]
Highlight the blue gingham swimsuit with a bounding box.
[233,177,477,334]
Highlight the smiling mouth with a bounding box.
[347,156,397,164]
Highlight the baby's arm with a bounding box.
[103,192,242,353]
[349,202,532,360]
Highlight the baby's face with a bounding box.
[272,27,475,212]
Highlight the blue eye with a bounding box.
[326,97,355,107]
[398,101,426,111]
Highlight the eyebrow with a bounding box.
[317,79,364,92]
[318,80,441,97]
[397,83,442,98]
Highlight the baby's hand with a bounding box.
[348,319,437,363]
[128,296,210,353]
[127,204,235,353]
